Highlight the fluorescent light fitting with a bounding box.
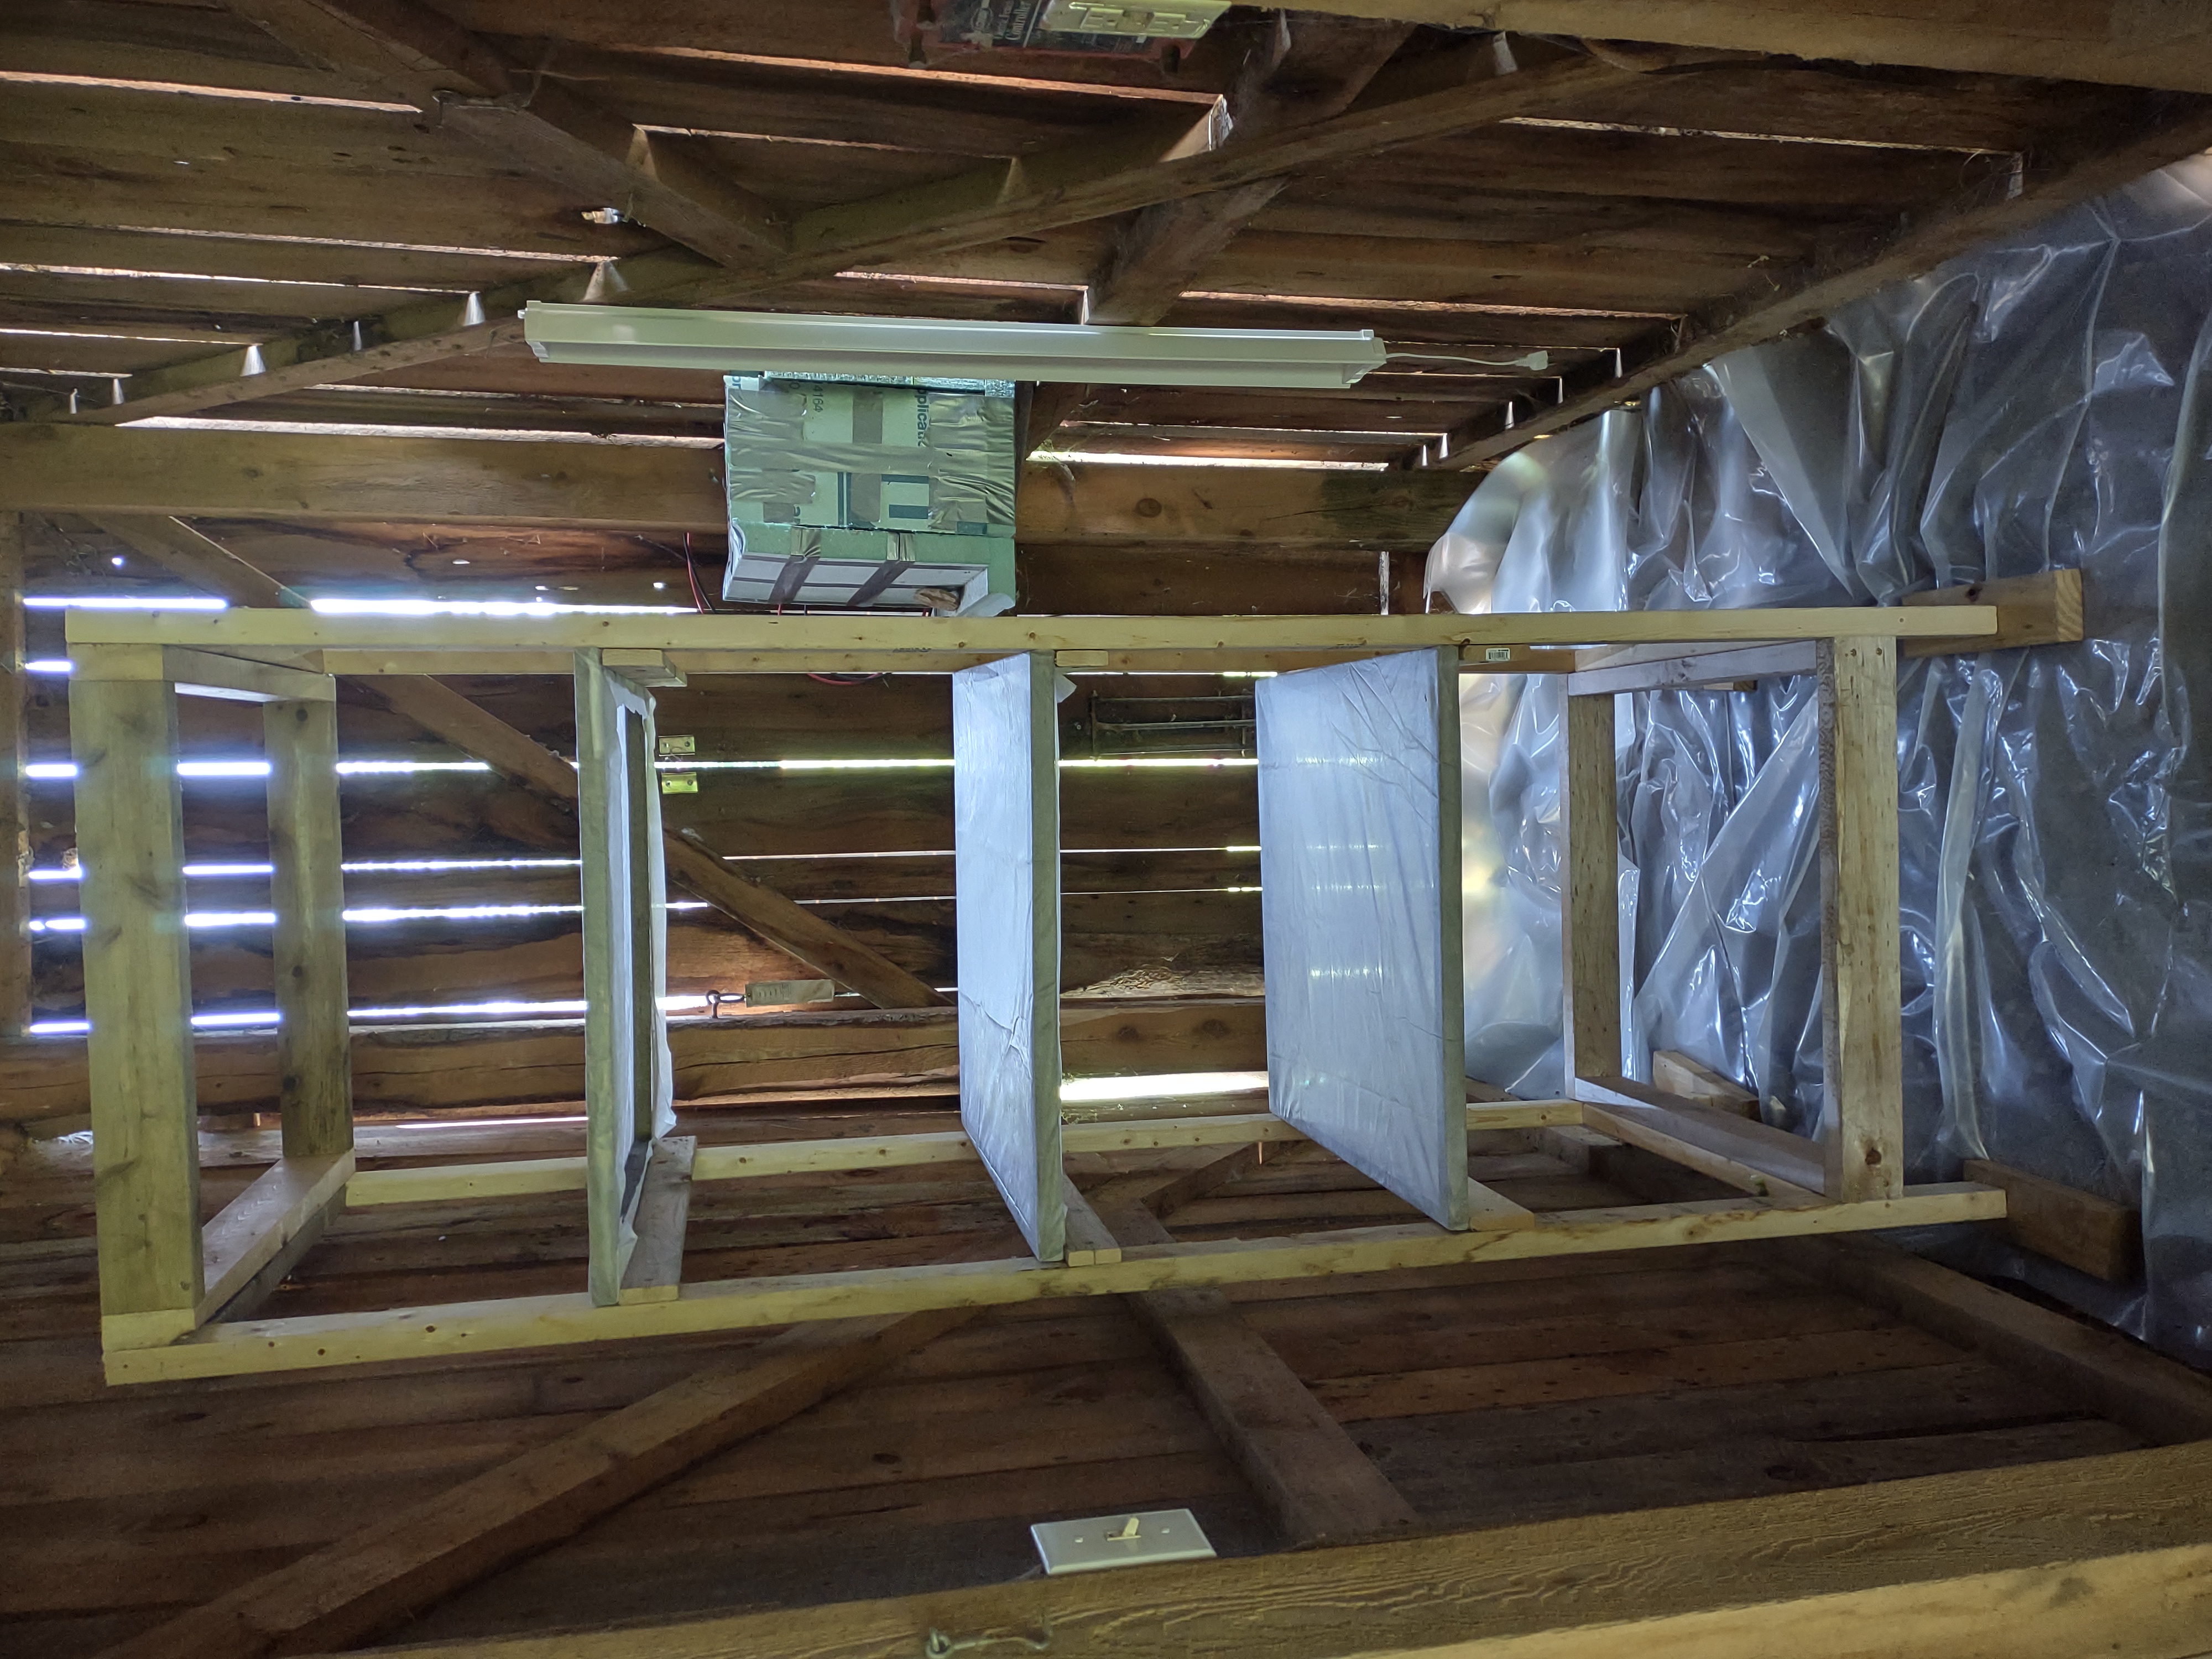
[522,304,1386,390]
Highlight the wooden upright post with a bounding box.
[71,651,202,1344]
[1559,691,1621,1087]
[265,693,353,1157]
[0,514,29,1039]
[1818,636,1905,1200]
[575,650,673,1306]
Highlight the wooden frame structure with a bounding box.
[65,602,2031,1384]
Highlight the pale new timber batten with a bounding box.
[60,608,2008,1381]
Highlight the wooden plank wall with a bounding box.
[13,517,1299,1044]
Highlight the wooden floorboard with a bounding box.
[0,1111,2184,1656]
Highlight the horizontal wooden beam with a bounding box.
[350,1439,2212,1659]
[1961,1156,2142,1282]
[1086,15,1417,328]
[1900,568,2085,657]
[64,608,1998,662]
[106,1183,2003,1380]
[1,427,1474,546]
[342,1101,1582,1207]
[1282,2,2212,94]
[1423,90,2212,469]
[0,998,1269,1125]
[1575,1076,1825,1193]
[1777,1234,2212,1443]
[73,517,946,1009]
[193,1150,353,1322]
[25,46,1631,424]
[223,0,791,268]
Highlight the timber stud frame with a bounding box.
[62,593,2070,1384]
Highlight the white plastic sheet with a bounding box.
[1431,155,2212,1364]
[953,652,1065,1260]
[1258,649,1468,1229]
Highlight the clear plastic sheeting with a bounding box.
[1431,155,2212,1363]
[953,653,1065,1261]
[1258,649,1468,1229]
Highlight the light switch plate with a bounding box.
[1030,1509,1215,1576]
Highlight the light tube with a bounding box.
[522,304,1386,390]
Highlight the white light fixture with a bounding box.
[521,303,1386,390]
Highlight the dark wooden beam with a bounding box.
[1088,15,1418,327]
[353,1438,2212,1659]
[0,512,28,1039]
[90,1310,974,1659]
[1117,1199,1421,1547]
[28,50,1639,425]
[1276,1,2212,93]
[1420,90,2212,470]
[2,432,1475,547]
[1961,1157,2142,1283]
[1777,1234,2202,1442]
[224,0,790,268]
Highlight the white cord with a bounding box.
[1386,349,1551,372]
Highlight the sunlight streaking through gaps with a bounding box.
[23,595,226,610]
[27,994,712,1036]
[1060,1071,1269,1103]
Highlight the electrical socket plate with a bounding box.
[1030,1509,1216,1576]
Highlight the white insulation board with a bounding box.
[953,652,1065,1260]
[1257,648,1468,1229]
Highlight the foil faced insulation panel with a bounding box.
[1258,648,1468,1229]
[723,377,1016,614]
[954,652,1065,1259]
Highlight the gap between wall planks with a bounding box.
[351,1437,2212,1659]
[85,1308,978,1659]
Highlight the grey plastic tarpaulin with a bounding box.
[1258,650,1469,1229]
[1429,156,2212,1364]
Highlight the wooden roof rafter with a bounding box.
[1,2,2209,474]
